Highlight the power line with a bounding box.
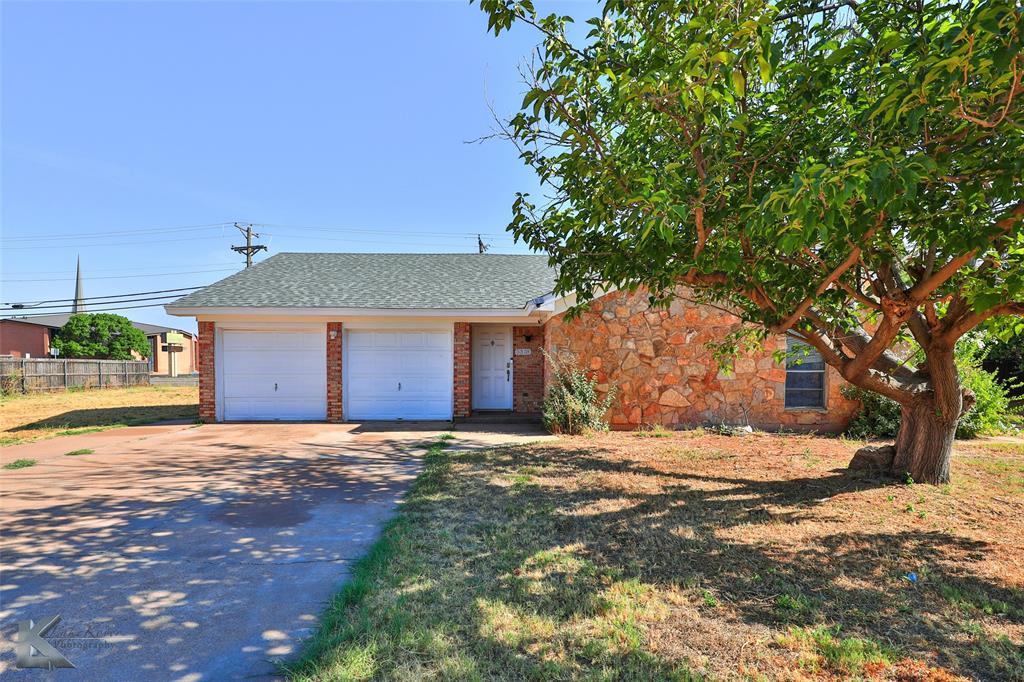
[255,222,509,238]
[1,231,519,250]
[2,267,237,283]
[1,234,238,250]
[1,262,239,276]
[1,293,194,311]
[0,222,233,242]
[2,221,512,244]
[3,286,203,307]
[2,302,184,318]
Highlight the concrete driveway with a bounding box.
[0,421,549,680]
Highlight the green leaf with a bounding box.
[731,70,745,97]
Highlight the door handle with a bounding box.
[506,369,510,382]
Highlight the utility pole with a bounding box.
[231,222,267,268]
[477,234,489,254]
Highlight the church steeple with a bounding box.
[72,256,86,313]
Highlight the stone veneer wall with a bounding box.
[197,320,216,422]
[512,325,545,413]
[543,289,857,431]
[326,322,343,423]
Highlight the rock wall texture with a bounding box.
[543,289,857,431]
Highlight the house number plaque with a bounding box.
[514,348,532,356]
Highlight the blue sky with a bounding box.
[1,1,586,332]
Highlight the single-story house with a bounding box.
[0,313,198,376]
[166,252,856,429]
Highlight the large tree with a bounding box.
[478,0,1023,483]
[52,313,151,361]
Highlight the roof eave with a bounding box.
[165,304,554,320]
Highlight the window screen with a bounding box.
[785,338,825,409]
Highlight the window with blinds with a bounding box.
[785,337,826,409]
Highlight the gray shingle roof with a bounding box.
[167,253,558,310]
[1,313,192,337]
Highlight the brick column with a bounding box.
[453,322,471,418]
[197,321,216,422]
[327,322,343,422]
[513,325,545,413]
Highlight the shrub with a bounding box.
[982,330,1024,401]
[541,351,615,434]
[956,340,1019,437]
[843,338,1018,440]
[841,385,902,440]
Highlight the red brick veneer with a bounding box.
[197,321,216,422]
[512,325,545,413]
[327,322,343,422]
[453,322,471,418]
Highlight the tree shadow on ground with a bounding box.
[1,430,423,679]
[10,404,198,431]
[321,440,1023,680]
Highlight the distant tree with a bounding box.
[477,0,1023,483]
[52,313,150,360]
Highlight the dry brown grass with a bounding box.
[291,431,1024,681]
[0,385,198,444]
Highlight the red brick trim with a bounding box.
[513,325,545,413]
[327,322,343,422]
[453,322,471,418]
[197,321,216,422]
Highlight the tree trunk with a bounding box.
[889,347,966,485]
[890,399,957,484]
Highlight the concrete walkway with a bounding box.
[0,422,550,680]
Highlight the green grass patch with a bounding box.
[778,625,896,676]
[64,448,94,456]
[284,435,699,681]
[935,580,1023,618]
[3,458,37,470]
[960,456,1024,493]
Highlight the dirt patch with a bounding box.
[0,386,198,444]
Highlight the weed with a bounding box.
[3,459,36,470]
[635,424,673,438]
[64,449,94,456]
[778,625,895,675]
[775,591,815,619]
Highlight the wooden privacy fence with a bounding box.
[0,358,151,393]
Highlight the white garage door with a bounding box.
[346,330,452,420]
[221,330,326,421]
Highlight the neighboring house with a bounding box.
[0,318,54,359]
[167,252,857,430]
[0,313,198,375]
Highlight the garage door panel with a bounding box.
[346,329,452,420]
[398,351,448,374]
[221,330,326,421]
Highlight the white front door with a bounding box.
[472,327,512,410]
[220,330,327,421]
[346,329,453,420]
